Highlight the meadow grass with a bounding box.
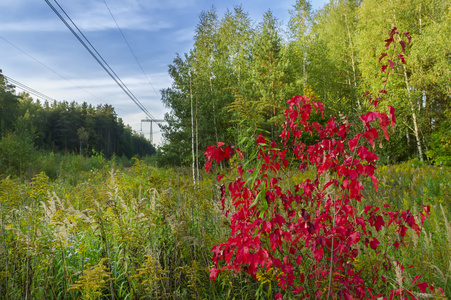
[0,159,449,299]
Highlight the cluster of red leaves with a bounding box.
[205,28,444,299]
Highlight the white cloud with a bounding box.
[0,19,63,33]
[51,0,189,32]
[173,27,196,43]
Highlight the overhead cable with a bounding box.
[102,0,159,97]
[0,35,105,102]
[3,75,56,102]
[45,0,156,121]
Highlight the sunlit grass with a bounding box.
[0,158,449,299]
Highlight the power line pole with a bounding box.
[141,119,165,145]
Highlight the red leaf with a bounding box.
[370,237,380,250]
[388,59,395,70]
[398,225,407,237]
[338,124,349,139]
[378,113,391,140]
[262,220,272,234]
[417,282,429,293]
[399,40,407,54]
[370,175,379,191]
[398,53,406,64]
[314,247,323,262]
[388,105,396,132]
[236,148,243,161]
[349,231,360,245]
[363,128,379,146]
[293,286,305,294]
[349,134,361,152]
[372,99,380,108]
[385,37,394,49]
[256,134,266,144]
[403,31,411,44]
[312,100,325,117]
[209,268,220,281]
[204,145,216,161]
[410,275,421,287]
[375,215,385,231]
[205,160,213,173]
[360,111,378,129]
[389,27,398,38]
[364,205,373,214]
[358,146,379,162]
[237,166,244,176]
[379,52,388,63]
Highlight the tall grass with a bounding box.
[0,158,450,299]
[364,162,451,297]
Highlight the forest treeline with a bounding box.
[0,71,155,176]
[159,0,450,167]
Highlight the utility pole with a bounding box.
[141,119,165,145]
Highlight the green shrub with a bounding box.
[427,119,451,166]
[0,130,36,177]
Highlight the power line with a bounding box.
[102,0,159,97]
[0,35,105,102]
[2,75,56,102]
[52,0,156,121]
[48,0,148,115]
[45,0,156,122]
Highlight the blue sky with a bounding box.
[0,0,328,145]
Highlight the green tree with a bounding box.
[287,0,312,93]
[159,54,193,166]
[307,0,360,116]
[0,128,35,177]
[0,71,20,135]
[77,127,89,155]
[217,5,254,91]
[216,6,256,150]
[246,10,290,139]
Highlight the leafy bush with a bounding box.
[427,119,451,166]
[0,130,36,177]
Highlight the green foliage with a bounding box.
[427,119,451,166]
[0,129,36,177]
[0,70,20,135]
[68,258,113,299]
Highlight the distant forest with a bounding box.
[0,71,155,160]
[159,0,450,167]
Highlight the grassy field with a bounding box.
[0,158,450,299]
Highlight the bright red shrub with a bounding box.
[205,28,442,299]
